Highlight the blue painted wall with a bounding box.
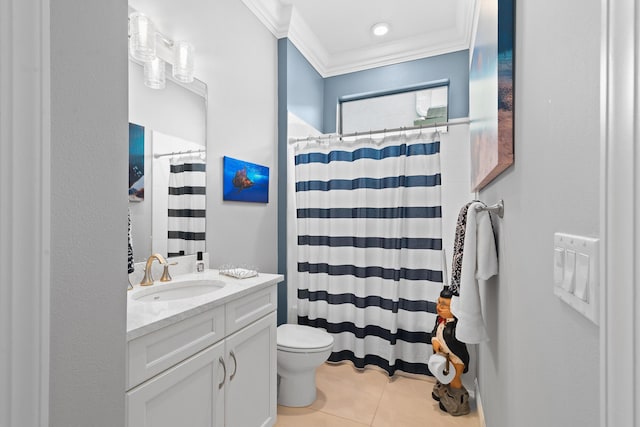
[323,50,469,133]
[285,39,325,132]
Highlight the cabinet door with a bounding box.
[225,312,277,427]
[127,340,226,427]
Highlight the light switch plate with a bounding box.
[553,233,599,325]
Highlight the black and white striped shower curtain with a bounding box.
[294,134,443,376]
[167,155,206,257]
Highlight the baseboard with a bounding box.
[475,378,486,427]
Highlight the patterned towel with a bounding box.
[128,208,134,274]
[448,201,477,296]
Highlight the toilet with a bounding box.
[276,324,334,407]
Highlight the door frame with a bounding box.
[600,0,639,425]
[0,0,51,425]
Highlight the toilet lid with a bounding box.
[277,324,334,350]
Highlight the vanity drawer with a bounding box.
[225,285,277,335]
[127,306,225,390]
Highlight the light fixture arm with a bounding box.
[156,31,174,49]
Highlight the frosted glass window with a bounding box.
[340,86,448,134]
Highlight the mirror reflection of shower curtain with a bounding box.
[293,133,444,376]
[167,155,206,257]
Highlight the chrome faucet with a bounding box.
[140,253,169,286]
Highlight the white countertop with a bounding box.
[127,269,283,341]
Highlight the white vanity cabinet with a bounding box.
[127,339,226,427]
[224,312,276,427]
[126,284,278,427]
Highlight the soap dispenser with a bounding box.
[196,251,205,272]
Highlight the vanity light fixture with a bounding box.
[144,57,166,89]
[371,22,390,37]
[129,11,195,89]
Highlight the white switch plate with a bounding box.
[553,233,599,325]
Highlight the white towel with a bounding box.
[449,201,498,343]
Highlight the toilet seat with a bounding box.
[277,324,334,353]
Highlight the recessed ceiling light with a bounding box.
[371,23,390,37]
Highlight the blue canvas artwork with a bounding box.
[223,156,269,203]
[129,123,145,202]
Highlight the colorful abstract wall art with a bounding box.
[129,123,145,202]
[223,156,269,203]
[469,0,514,191]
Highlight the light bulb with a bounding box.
[371,23,390,37]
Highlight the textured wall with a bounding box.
[50,0,128,425]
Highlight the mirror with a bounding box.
[128,59,208,262]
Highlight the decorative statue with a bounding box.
[430,287,470,416]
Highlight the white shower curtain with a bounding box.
[167,154,206,257]
[290,132,444,376]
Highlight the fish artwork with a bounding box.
[223,156,268,203]
[232,167,253,191]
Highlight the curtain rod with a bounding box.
[154,149,206,159]
[289,119,471,144]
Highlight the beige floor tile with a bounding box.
[275,405,369,427]
[372,377,480,427]
[309,363,389,425]
[276,363,480,427]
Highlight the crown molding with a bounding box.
[240,0,290,38]
[322,32,470,77]
[286,7,330,76]
[243,0,476,77]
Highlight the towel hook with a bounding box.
[476,200,504,218]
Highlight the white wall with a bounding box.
[129,60,206,261]
[49,0,128,425]
[477,1,602,426]
[204,0,278,273]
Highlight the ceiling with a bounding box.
[129,0,478,78]
[242,0,478,77]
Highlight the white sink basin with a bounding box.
[132,279,226,302]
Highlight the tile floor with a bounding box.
[275,362,481,427]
